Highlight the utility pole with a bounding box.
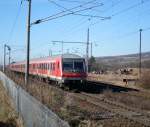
[139,29,142,79]
[3,44,6,72]
[86,28,89,73]
[8,47,11,65]
[3,44,11,72]
[91,42,92,58]
[25,0,32,85]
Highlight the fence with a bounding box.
[0,71,70,127]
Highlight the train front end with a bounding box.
[61,56,87,85]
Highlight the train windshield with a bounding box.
[63,59,85,72]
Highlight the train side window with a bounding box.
[51,63,53,70]
[46,64,47,70]
[54,63,55,70]
[58,62,59,69]
[50,63,51,70]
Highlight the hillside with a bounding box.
[95,52,150,70]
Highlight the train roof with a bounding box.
[11,54,84,65]
[61,54,82,59]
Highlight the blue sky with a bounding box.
[0,0,150,64]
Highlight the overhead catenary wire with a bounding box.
[57,0,99,5]
[31,4,106,25]
[7,0,23,43]
[48,0,110,19]
[42,0,98,20]
[113,26,150,41]
[92,0,123,13]
[111,0,150,17]
[90,0,150,26]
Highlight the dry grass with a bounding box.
[139,70,150,89]
[88,72,138,88]
[5,70,66,118]
[0,81,23,127]
[103,90,150,111]
[4,70,147,127]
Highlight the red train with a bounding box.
[9,54,87,86]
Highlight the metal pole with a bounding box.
[49,49,52,56]
[91,42,92,58]
[3,44,6,72]
[25,0,32,85]
[62,41,63,55]
[139,29,142,79]
[86,28,89,73]
[8,48,11,65]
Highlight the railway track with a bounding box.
[87,80,138,92]
[73,92,150,127]
[121,91,150,100]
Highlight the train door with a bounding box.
[56,60,59,77]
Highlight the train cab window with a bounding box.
[63,61,73,72]
[74,61,84,72]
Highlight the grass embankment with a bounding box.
[0,81,22,127]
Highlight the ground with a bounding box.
[5,70,150,127]
[88,68,150,90]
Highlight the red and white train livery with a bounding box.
[9,54,87,85]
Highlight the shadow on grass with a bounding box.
[0,121,16,127]
[69,81,139,94]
